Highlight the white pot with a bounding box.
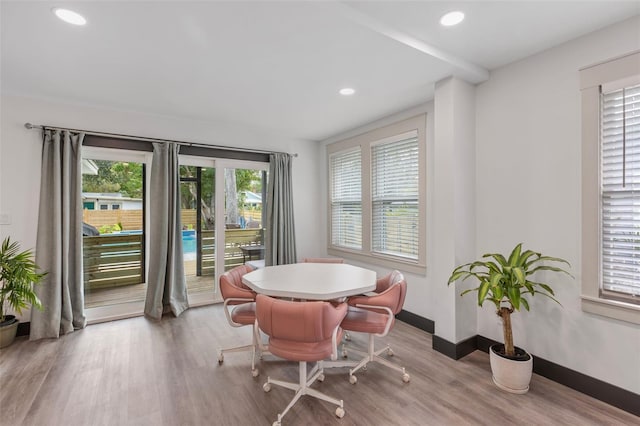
[489,344,533,394]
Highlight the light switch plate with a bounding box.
[0,213,11,225]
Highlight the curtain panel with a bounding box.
[144,142,189,319]
[265,153,297,265]
[31,130,86,340]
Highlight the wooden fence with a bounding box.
[83,210,142,231]
[84,209,262,231]
[83,229,263,290]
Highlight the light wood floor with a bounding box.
[0,304,637,426]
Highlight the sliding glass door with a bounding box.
[180,157,267,303]
[81,147,150,317]
[221,165,267,272]
[81,148,268,318]
[179,159,217,304]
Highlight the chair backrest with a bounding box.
[219,264,256,302]
[256,294,347,344]
[302,257,344,264]
[349,274,407,315]
[375,270,404,293]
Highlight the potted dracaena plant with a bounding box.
[448,243,572,394]
[0,237,46,348]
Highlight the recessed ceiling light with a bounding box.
[339,88,355,96]
[53,8,87,26]
[440,11,464,27]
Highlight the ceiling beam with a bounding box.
[335,3,490,84]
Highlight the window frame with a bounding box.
[580,50,640,324]
[327,114,427,274]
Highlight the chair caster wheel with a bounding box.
[402,373,410,383]
[341,350,348,359]
[217,354,224,365]
[335,407,345,418]
[344,332,351,341]
[349,375,357,385]
[318,373,325,382]
[387,348,394,356]
[263,383,271,392]
[252,368,259,377]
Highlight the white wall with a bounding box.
[476,16,640,393]
[0,94,322,319]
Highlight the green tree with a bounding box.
[82,160,143,198]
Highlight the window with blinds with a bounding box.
[329,148,362,249]
[372,132,419,260]
[601,83,640,300]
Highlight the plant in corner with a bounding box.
[447,243,572,394]
[0,237,46,348]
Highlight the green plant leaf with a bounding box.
[507,286,521,310]
[521,297,530,311]
[513,267,526,286]
[483,253,507,266]
[447,270,469,285]
[493,285,503,300]
[460,287,480,296]
[537,283,555,296]
[508,243,523,267]
[518,250,538,267]
[536,255,571,266]
[527,265,573,277]
[478,280,491,306]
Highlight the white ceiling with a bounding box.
[2,1,639,142]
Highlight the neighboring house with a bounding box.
[240,190,262,209]
[82,192,143,211]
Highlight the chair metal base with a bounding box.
[342,334,410,384]
[263,361,345,425]
[217,323,269,377]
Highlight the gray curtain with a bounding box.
[144,142,189,319]
[265,153,297,265]
[31,130,86,340]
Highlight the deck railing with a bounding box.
[83,229,263,290]
[83,234,144,290]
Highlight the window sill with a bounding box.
[328,247,426,275]
[581,295,640,325]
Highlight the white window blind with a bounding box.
[601,83,640,298]
[330,148,362,249]
[371,133,419,260]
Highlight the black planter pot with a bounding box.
[0,315,19,348]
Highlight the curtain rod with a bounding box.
[24,123,298,158]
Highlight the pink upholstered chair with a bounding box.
[302,257,344,263]
[217,264,264,377]
[256,294,348,425]
[340,271,410,384]
[341,270,403,341]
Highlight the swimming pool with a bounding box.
[182,230,196,260]
[118,229,197,260]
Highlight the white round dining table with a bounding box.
[242,263,376,300]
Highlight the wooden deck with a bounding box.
[84,260,222,309]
